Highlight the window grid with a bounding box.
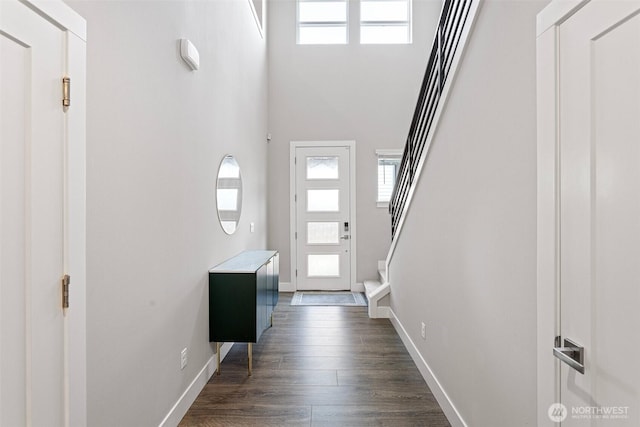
[360,0,412,44]
[297,0,349,45]
[296,0,412,44]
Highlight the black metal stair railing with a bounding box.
[389,0,475,239]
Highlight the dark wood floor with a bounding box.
[180,293,450,427]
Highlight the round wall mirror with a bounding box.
[216,155,243,235]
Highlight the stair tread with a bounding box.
[364,280,383,297]
[364,278,390,319]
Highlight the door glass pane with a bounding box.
[308,254,340,277]
[307,189,339,212]
[307,156,339,180]
[307,222,340,244]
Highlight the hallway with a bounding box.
[180,293,449,426]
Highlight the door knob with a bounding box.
[553,337,585,374]
[340,235,350,240]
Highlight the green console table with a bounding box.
[209,250,279,375]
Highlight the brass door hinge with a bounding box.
[62,274,70,309]
[62,77,71,109]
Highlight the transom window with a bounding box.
[297,0,348,45]
[360,0,412,44]
[296,0,411,45]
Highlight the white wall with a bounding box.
[65,1,268,425]
[267,0,441,284]
[388,1,546,426]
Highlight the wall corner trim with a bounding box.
[159,342,234,427]
[389,309,467,427]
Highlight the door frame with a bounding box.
[4,1,88,425]
[536,1,589,425]
[289,141,357,291]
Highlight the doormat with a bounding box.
[291,291,367,306]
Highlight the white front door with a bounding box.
[540,1,640,424]
[293,144,353,291]
[1,1,86,425]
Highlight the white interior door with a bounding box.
[294,145,352,291]
[1,1,86,425]
[552,1,640,424]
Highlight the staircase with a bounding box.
[364,261,390,318]
[366,0,480,318]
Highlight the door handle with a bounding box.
[553,337,585,374]
[340,235,350,240]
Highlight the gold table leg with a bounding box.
[248,343,253,376]
[216,342,221,375]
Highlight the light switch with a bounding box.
[250,222,255,233]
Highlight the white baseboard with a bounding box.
[279,282,365,293]
[279,281,294,292]
[368,299,391,319]
[352,282,365,293]
[159,342,234,427]
[389,309,467,427]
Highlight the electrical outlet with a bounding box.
[180,348,188,370]
[421,322,426,340]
